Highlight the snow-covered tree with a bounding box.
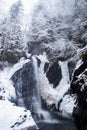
[10,0,23,24]
[27,0,58,54]
[27,0,75,56]
[0,0,25,63]
[69,0,87,47]
[0,0,24,50]
[8,0,24,49]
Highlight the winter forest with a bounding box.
[0,0,87,130]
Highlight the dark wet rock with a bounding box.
[44,62,49,73]
[36,57,41,67]
[68,61,76,80]
[0,95,3,100]
[68,55,78,80]
[41,98,48,110]
[46,62,62,88]
[69,60,87,130]
[11,59,36,110]
[47,104,57,112]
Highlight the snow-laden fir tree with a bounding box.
[7,0,24,50]
[0,0,24,50]
[0,0,25,62]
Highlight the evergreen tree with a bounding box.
[8,0,24,49]
[69,0,87,47]
[0,0,25,62]
[0,0,24,50]
[10,0,23,24]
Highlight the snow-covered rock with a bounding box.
[0,58,38,130]
[37,54,76,118]
[0,100,37,130]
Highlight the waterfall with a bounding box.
[56,61,70,91]
[55,61,70,104]
[32,56,42,114]
[32,56,52,121]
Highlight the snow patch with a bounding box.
[59,94,76,118]
[0,100,36,130]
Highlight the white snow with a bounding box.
[0,58,37,130]
[59,94,76,118]
[0,58,30,80]
[0,100,36,130]
[75,59,82,70]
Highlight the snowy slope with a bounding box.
[0,58,37,130]
[0,99,36,130]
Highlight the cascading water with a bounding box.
[32,56,52,121]
[56,61,70,91]
[32,56,41,112]
[8,54,76,130]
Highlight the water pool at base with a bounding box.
[37,119,76,130]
